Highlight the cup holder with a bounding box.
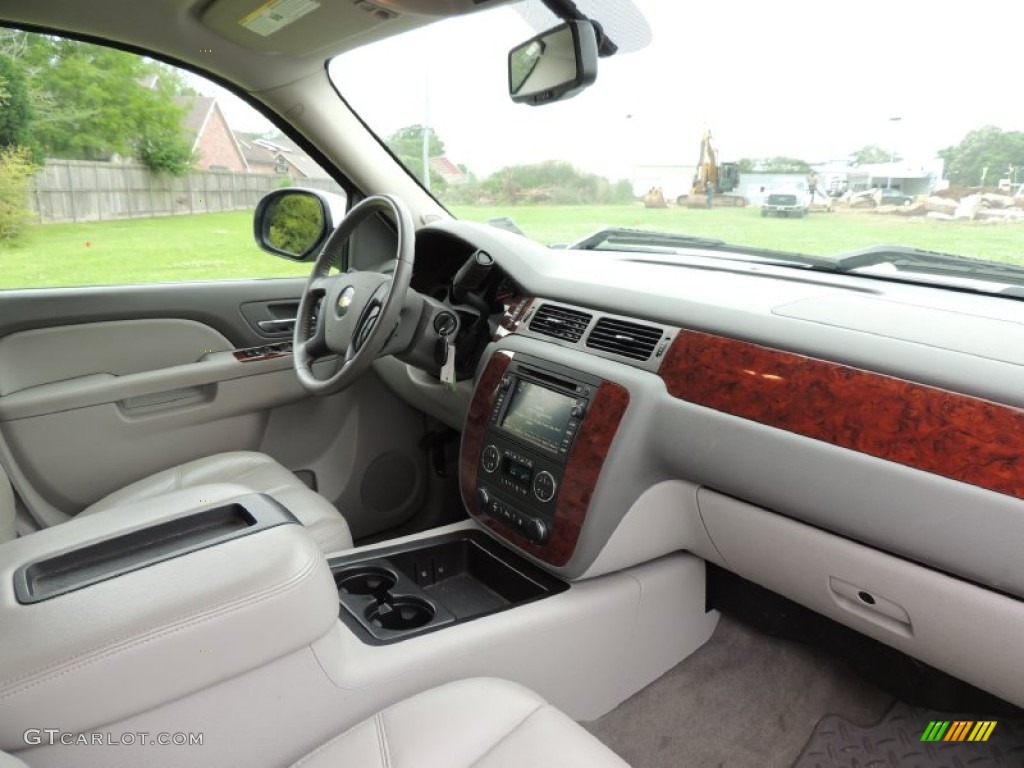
[335,566,397,601]
[365,596,435,631]
[333,558,451,639]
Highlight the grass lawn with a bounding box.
[2,205,1022,289]
[452,204,1024,264]
[0,211,310,289]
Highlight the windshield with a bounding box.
[329,1,1023,279]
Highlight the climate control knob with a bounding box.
[481,444,500,473]
[533,470,557,502]
[523,516,550,544]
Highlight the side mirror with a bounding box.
[508,21,598,106]
[253,188,342,262]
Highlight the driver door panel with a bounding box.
[0,281,428,539]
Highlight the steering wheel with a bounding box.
[293,194,415,395]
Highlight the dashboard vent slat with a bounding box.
[528,304,592,343]
[586,317,662,360]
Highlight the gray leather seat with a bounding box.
[80,451,353,554]
[0,678,628,768]
[290,678,629,768]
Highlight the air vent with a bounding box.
[528,304,592,343]
[586,317,662,360]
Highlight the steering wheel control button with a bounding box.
[482,444,500,473]
[533,471,556,502]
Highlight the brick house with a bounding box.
[233,133,330,179]
[181,96,249,172]
[429,156,468,185]
[160,81,330,178]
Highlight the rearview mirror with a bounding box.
[253,188,340,261]
[508,21,598,106]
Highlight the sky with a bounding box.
[199,0,1024,182]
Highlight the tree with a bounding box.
[940,126,1024,186]
[385,124,447,189]
[734,156,811,173]
[848,144,901,166]
[759,156,812,173]
[0,145,37,242]
[12,36,195,174]
[0,54,38,242]
[465,160,632,205]
[136,119,195,175]
[0,54,33,151]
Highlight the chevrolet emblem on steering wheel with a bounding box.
[336,285,356,316]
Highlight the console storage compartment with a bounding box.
[329,530,568,643]
[13,494,295,603]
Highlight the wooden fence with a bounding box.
[30,159,345,223]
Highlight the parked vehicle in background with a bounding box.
[879,188,915,206]
[761,180,809,217]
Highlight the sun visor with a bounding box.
[200,0,514,56]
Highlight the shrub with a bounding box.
[0,145,36,243]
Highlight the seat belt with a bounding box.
[0,460,15,542]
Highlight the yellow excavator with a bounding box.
[680,130,747,208]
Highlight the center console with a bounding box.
[461,350,631,568]
[329,529,568,644]
[476,357,598,545]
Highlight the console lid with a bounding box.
[0,483,337,750]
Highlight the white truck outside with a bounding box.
[761,181,811,218]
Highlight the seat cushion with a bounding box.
[290,678,629,768]
[81,451,352,554]
[0,751,27,768]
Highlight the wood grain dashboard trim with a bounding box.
[461,351,630,567]
[493,297,534,341]
[659,330,1024,500]
[460,350,513,520]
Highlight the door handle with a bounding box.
[257,318,296,332]
[828,576,912,638]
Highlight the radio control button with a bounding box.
[475,487,490,511]
[571,403,586,418]
[482,444,500,473]
[533,471,557,502]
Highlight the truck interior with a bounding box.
[0,1,1022,766]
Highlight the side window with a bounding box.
[0,31,345,289]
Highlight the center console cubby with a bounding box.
[328,530,568,644]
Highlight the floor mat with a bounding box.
[794,701,1024,767]
[585,615,893,768]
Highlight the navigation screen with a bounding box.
[500,380,575,453]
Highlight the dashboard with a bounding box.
[373,217,1024,706]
